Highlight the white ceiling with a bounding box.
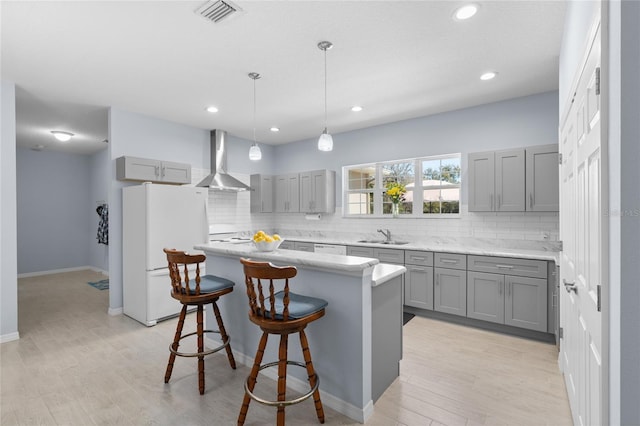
[2,1,566,155]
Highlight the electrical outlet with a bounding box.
[542,231,551,240]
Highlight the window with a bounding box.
[344,153,461,217]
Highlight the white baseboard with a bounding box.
[108,307,123,316]
[205,336,370,423]
[18,266,109,278]
[0,332,20,344]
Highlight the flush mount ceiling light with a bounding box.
[351,106,363,112]
[270,127,280,132]
[248,72,262,161]
[454,4,478,20]
[206,106,219,113]
[480,71,498,81]
[51,130,74,142]
[317,40,334,152]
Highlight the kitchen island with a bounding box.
[193,241,406,423]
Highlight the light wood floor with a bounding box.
[1,270,572,425]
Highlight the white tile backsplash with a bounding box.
[191,167,559,250]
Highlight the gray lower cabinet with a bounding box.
[404,250,434,310]
[293,241,314,252]
[467,255,548,332]
[505,275,547,332]
[434,268,467,316]
[467,271,505,324]
[347,246,375,257]
[278,240,295,250]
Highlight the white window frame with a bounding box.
[343,153,461,218]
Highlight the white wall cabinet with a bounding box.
[275,173,300,213]
[468,149,524,212]
[525,144,559,211]
[250,174,274,213]
[116,156,191,184]
[299,170,336,213]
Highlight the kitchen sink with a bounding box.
[357,239,409,245]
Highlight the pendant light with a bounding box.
[248,72,262,161]
[317,41,333,152]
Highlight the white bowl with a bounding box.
[253,239,284,252]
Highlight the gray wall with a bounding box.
[1,80,18,341]
[273,91,559,207]
[610,2,640,424]
[89,148,109,273]
[16,148,92,274]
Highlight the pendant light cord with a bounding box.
[253,76,257,144]
[323,47,328,132]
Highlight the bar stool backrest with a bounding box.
[240,258,297,322]
[164,248,206,297]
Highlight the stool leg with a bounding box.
[197,304,205,395]
[165,304,187,384]
[238,332,269,426]
[300,329,325,423]
[277,334,289,426]
[212,300,236,369]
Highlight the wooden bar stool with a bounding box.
[163,248,236,395]
[238,258,327,426]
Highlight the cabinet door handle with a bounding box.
[529,193,534,209]
[496,264,514,270]
[490,193,494,211]
[155,165,160,177]
[161,166,165,178]
[508,282,511,297]
[411,256,426,261]
[440,259,458,265]
[497,194,501,210]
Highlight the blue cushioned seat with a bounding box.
[262,291,328,320]
[182,274,234,295]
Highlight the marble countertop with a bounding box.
[279,236,560,263]
[194,241,380,274]
[371,264,406,287]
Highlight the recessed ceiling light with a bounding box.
[454,4,478,21]
[270,127,280,132]
[205,106,219,113]
[51,130,74,142]
[351,106,363,112]
[480,71,498,81]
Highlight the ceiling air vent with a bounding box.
[195,0,241,24]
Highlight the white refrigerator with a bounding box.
[123,182,209,326]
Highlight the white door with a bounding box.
[559,23,603,426]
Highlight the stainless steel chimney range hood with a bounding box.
[196,130,251,191]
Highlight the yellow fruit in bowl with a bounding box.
[273,234,281,241]
[264,236,274,242]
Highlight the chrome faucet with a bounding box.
[377,228,392,242]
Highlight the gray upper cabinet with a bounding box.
[116,156,191,184]
[525,144,559,211]
[250,174,274,213]
[468,145,559,212]
[275,173,300,213]
[299,170,336,213]
[495,150,525,211]
[468,149,524,212]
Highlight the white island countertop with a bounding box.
[194,241,406,286]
